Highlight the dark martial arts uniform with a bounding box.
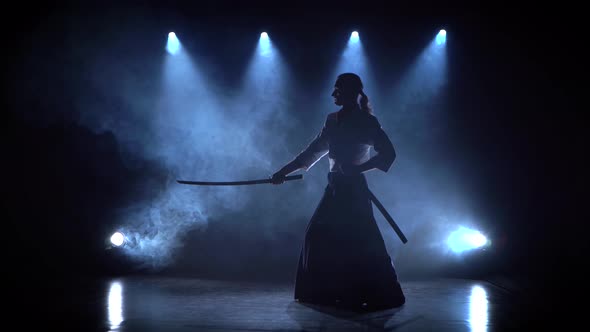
[292,105,405,310]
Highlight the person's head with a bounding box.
[331,73,372,113]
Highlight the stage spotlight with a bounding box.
[447,226,488,253]
[166,32,181,55]
[110,232,125,247]
[436,29,447,45]
[258,31,271,56]
[350,31,359,43]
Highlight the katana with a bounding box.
[177,174,303,186]
[177,173,407,244]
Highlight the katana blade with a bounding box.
[177,174,303,186]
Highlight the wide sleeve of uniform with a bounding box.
[293,117,331,171]
[370,115,396,172]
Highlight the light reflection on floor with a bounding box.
[469,284,489,332]
[107,280,123,331]
[97,278,509,331]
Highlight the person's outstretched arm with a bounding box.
[271,118,330,184]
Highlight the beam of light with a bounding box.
[166,32,181,55]
[328,29,377,108]
[447,226,488,253]
[160,40,220,129]
[373,26,450,258]
[259,31,272,57]
[234,29,291,170]
[107,281,124,331]
[468,285,489,332]
[384,26,448,133]
[350,31,359,43]
[436,29,447,45]
[338,30,369,75]
[110,232,125,247]
[389,28,448,100]
[112,34,221,267]
[157,31,227,167]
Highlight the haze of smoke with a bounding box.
[22,10,479,274]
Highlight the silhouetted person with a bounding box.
[271,73,405,311]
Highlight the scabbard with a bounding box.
[368,189,408,244]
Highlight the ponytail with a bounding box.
[359,90,373,114]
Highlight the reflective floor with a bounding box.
[17,276,548,331]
